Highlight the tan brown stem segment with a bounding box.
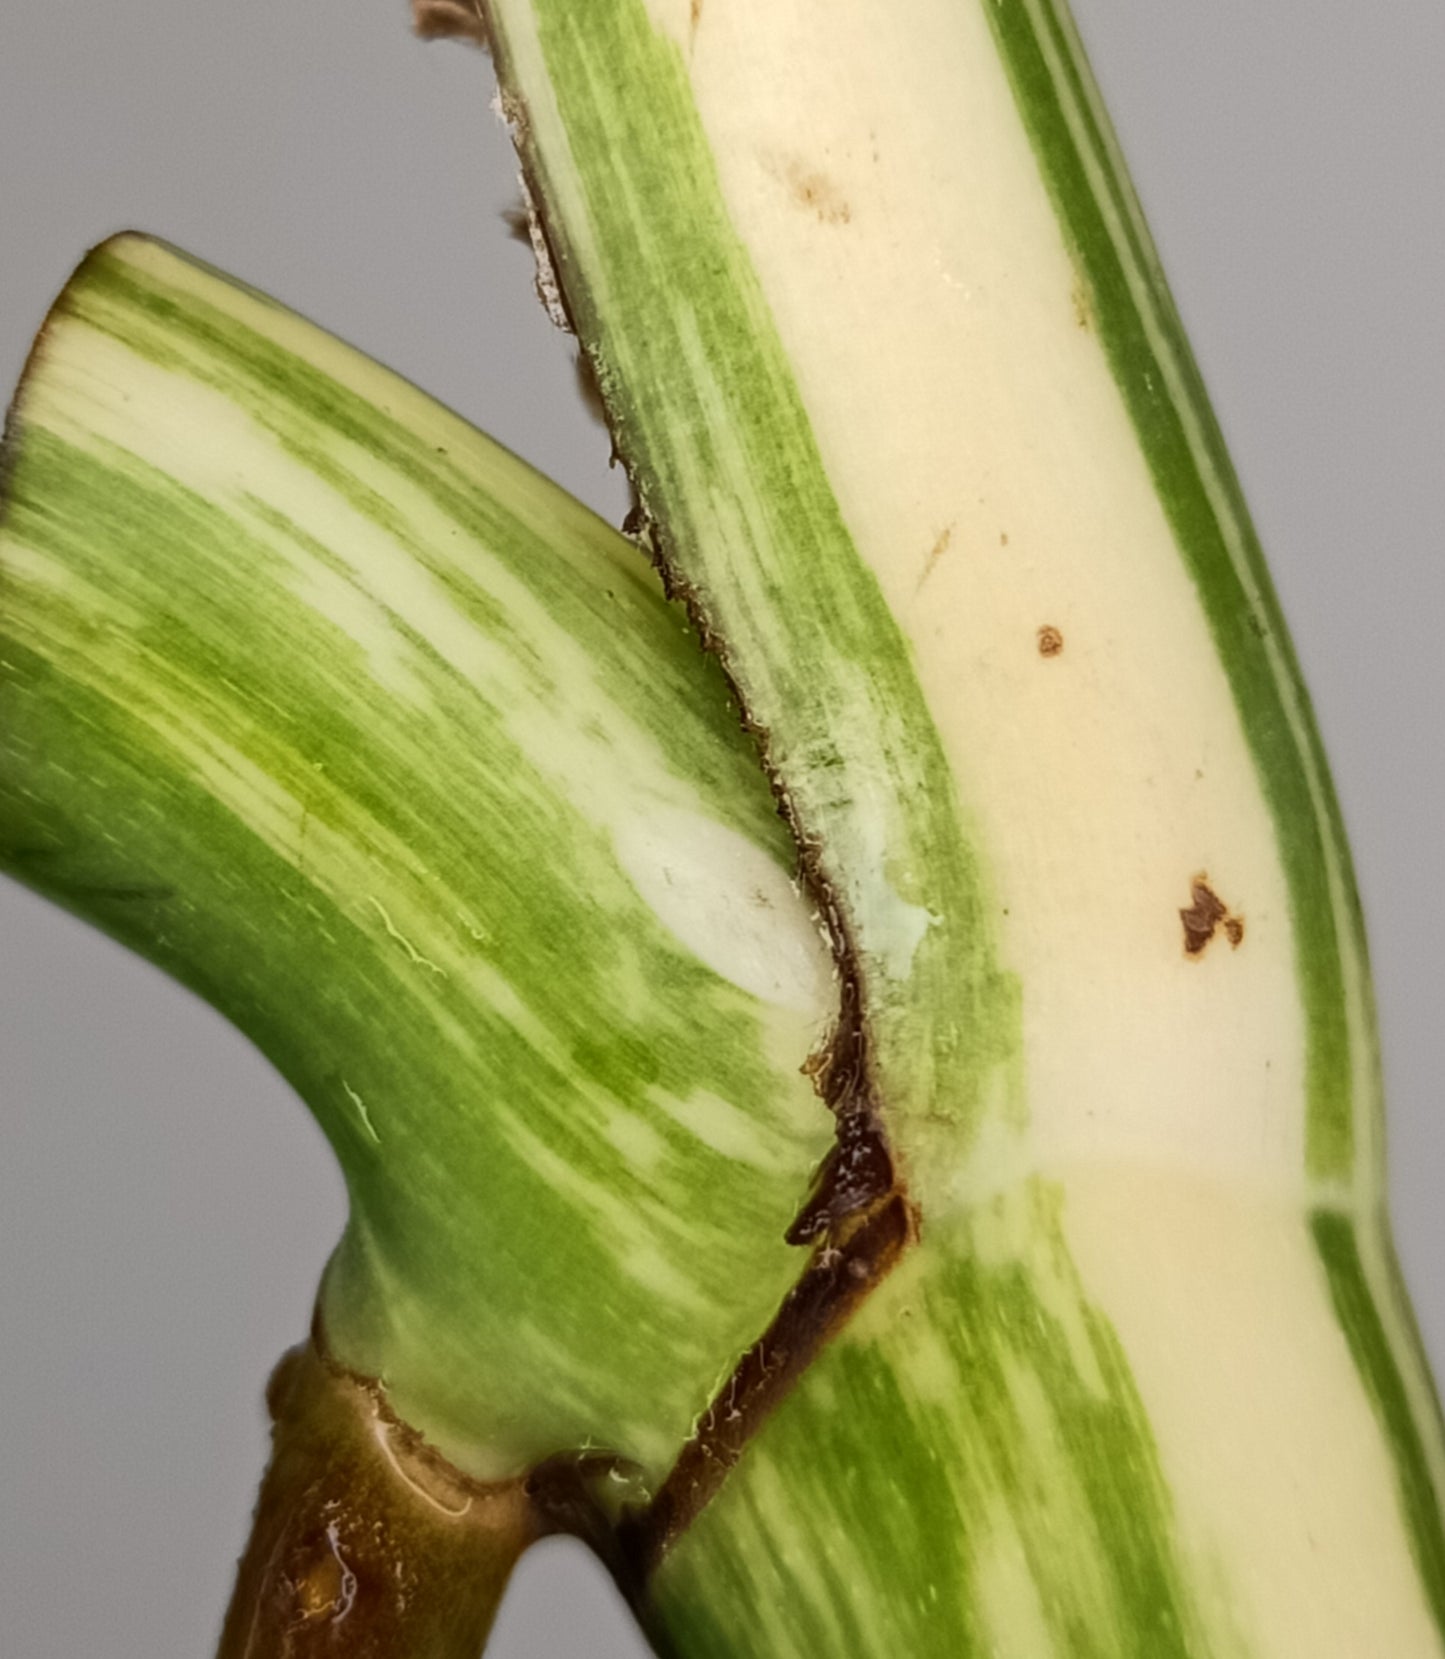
[215,1342,539,1659]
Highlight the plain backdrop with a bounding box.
[0,4,1442,1655]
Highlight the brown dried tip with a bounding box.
[411,0,490,48]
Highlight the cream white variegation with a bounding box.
[1,2,1441,1656]
[474,2,1445,1655]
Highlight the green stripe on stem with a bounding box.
[1311,1210,1445,1640]
[981,0,1375,1183]
[492,0,1018,1153]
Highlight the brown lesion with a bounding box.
[219,965,916,1638]
[222,1115,914,1644]
[1180,874,1245,957]
[763,154,854,226]
[1037,624,1064,657]
[613,967,915,1582]
[619,1190,913,1584]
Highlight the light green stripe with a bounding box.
[649,1186,1229,1659]
[0,236,831,1478]
[1312,1211,1445,1642]
[491,0,1019,1146]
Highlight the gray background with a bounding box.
[0,3,1441,1654]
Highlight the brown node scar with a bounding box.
[1180,875,1245,957]
[217,1339,542,1658]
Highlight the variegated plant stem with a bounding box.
[0,235,838,1651]
[460,1,1445,1655]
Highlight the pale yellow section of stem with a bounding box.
[643,0,1309,1203]
[1062,1169,1439,1657]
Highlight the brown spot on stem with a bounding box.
[766,155,853,225]
[1037,624,1064,657]
[614,960,912,1586]
[411,0,490,47]
[1180,875,1245,957]
[1071,273,1094,330]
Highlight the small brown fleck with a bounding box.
[914,523,954,593]
[775,158,852,225]
[1037,624,1064,657]
[999,531,1009,547]
[1181,875,1244,957]
[1071,273,1093,330]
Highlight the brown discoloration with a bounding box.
[785,1108,893,1246]
[915,523,954,593]
[620,1194,914,1582]
[765,155,853,226]
[1071,272,1094,330]
[217,1340,540,1658]
[999,531,1009,547]
[1180,875,1245,957]
[1180,879,1226,955]
[790,168,852,225]
[411,0,491,48]
[467,38,918,1592]
[1037,624,1064,657]
[292,1538,352,1626]
[616,959,913,1581]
